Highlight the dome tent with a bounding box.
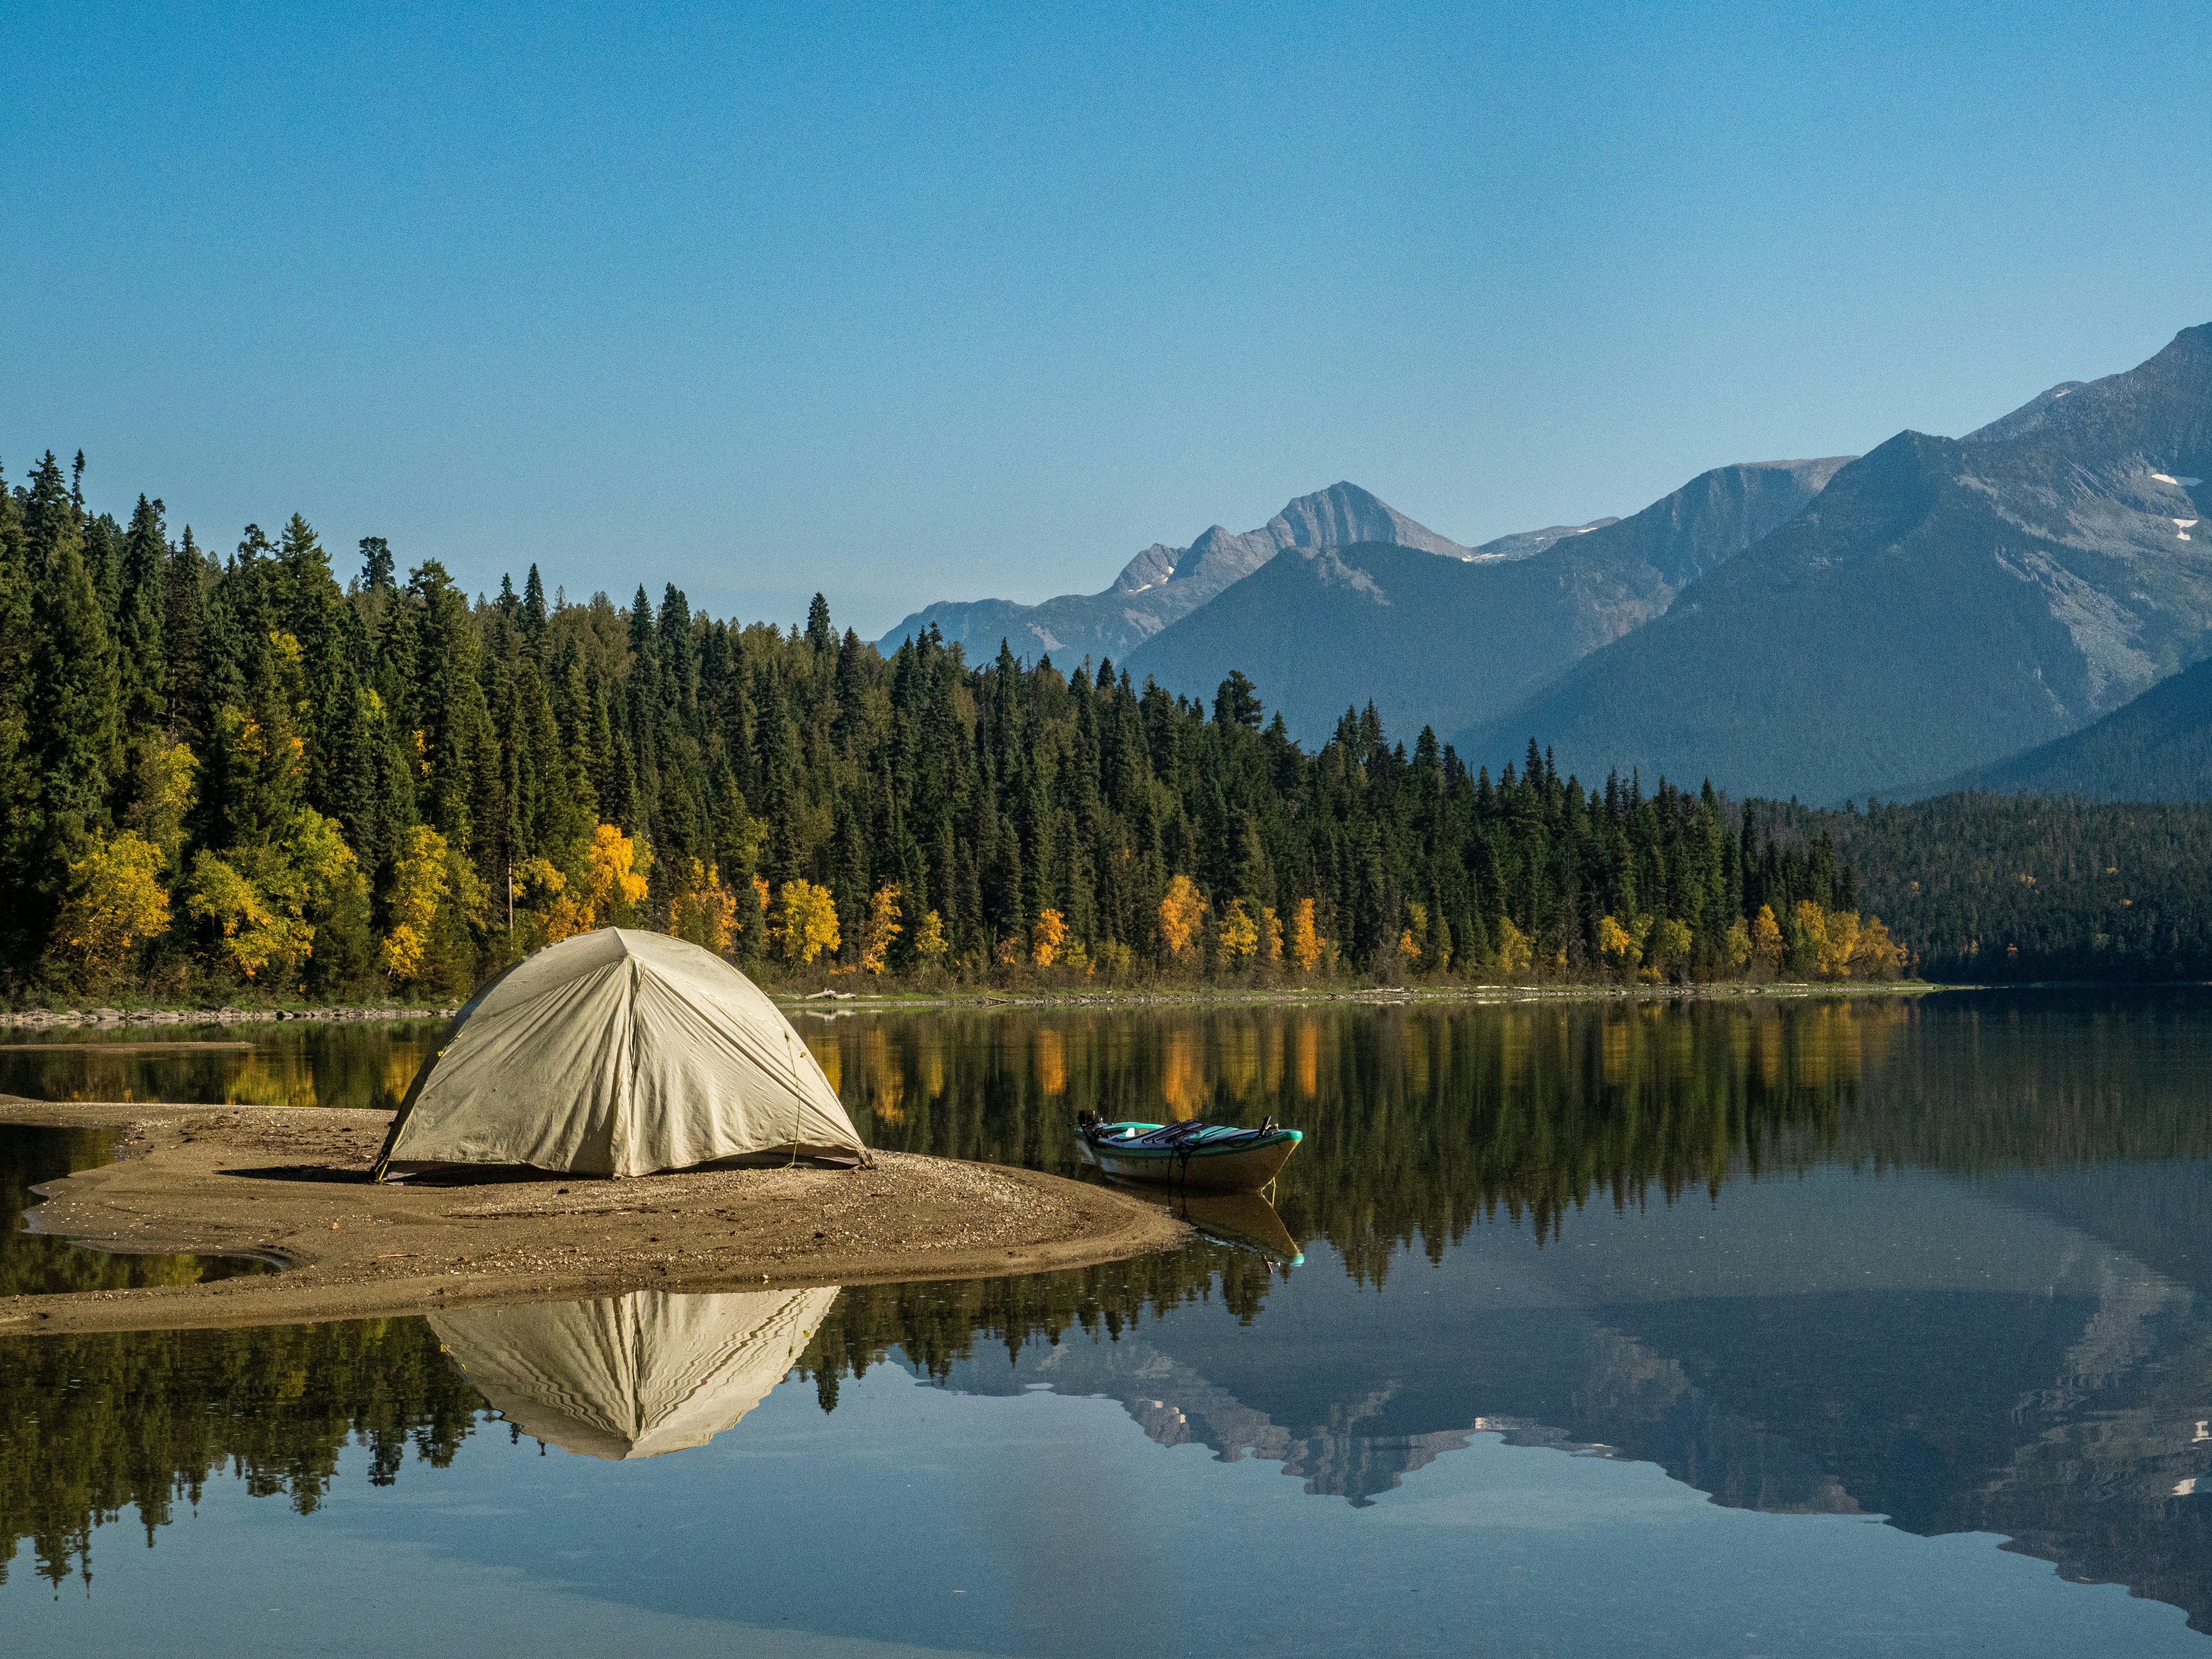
[373,928,866,1180]
[429,1286,840,1458]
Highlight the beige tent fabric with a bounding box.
[431,1286,841,1459]
[379,928,865,1177]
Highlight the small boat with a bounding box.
[1073,1112,1301,1193]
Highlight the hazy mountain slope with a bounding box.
[875,482,1475,665]
[1121,457,1849,744]
[1456,325,2212,801]
[1932,653,2212,801]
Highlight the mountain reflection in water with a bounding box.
[6,992,2212,1636]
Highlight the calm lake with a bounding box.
[7,992,2212,1654]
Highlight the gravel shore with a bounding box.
[0,1098,1188,1336]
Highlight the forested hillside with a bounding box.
[1758,793,2212,980]
[0,451,1892,1004]
[1935,655,2212,802]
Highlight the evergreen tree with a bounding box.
[19,453,124,942]
[116,495,169,736]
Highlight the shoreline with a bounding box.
[0,1099,1190,1337]
[773,979,1944,1014]
[0,979,1960,1030]
[1,1004,456,1030]
[8,975,2192,1032]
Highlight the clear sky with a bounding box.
[4,1,2208,638]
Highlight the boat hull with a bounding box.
[1074,1129,1300,1192]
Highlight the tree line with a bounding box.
[1,453,1911,1002]
[1761,792,2212,981]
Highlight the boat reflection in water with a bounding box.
[1104,1180,1305,1267]
[430,1286,840,1460]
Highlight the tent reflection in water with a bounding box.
[375,928,867,1179]
[431,1287,841,1459]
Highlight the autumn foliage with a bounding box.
[52,832,171,980]
[1158,875,1205,962]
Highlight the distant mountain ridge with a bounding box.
[1455,324,2212,802]
[875,481,1490,667]
[1122,457,1850,744]
[1928,652,2212,801]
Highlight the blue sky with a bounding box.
[4,1,2208,637]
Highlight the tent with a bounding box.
[431,1286,841,1458]
[375,928,866,1179]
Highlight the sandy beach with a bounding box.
[0,1098,1188,1336]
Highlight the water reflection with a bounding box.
[1103,1183,1306,1266]
[8,991,2212,1639]
[809,990,2212,1277]
[430,1288,840,1460]
[0,1315,479,1588]
[0,1021,444,1111]
[1,1125,268,1296]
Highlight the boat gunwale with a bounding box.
[1077,1126,1301,1161]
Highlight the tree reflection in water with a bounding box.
[9,992,2212,1624]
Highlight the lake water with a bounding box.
[7,992,2212,1654]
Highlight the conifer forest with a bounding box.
[5,452,2205,1003]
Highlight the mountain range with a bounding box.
[1455,325,2212,801]
[1121,457,1847,745]
[876,481,1613,669]
[874,322,2212,804]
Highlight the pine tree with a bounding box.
[116,495,169,736]
[0,465,36,952]
[358,536,394,593]
[20,453,124,941]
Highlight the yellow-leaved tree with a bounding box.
[1158,875,1205,962]
[511,857,573,943]
[1031,906,1067,967]
[1217,899,1259,966]
[582,824,650,926]
[379,825,452,984]
[861,883,903,973]
[1290,897,1323,972]
[1750,904,1784,970]
[1261,905,1284,965]
[1724,917,1753,972]
[670,860,738,955]
[128,740,198,866]
[1851,915,1903,979]
[777,879,840,964]
[1814,908,1860,979]
[521,822,650,945]
[1399,901,1427,963]
[52,832,172,979]
[189,854,286,979]
[1793,901,1831,977]
[1653,917,1694,970]
[190,809,363,984]
[1595,914,1639,972]
[1495,915,1534,975]
[912,908,949,966]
